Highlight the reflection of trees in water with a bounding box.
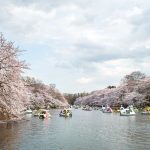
[0,122,21,150]
[126,116,150,148]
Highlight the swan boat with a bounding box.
[120,105,136,116]
[59,108,72,117]
[25,109,32,114]
[141,107,150,115]
[39,110,51,119]
[102,105,113,113]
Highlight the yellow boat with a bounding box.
[112,107,120,113]
[59,108,72,117]
[141,107,150,115]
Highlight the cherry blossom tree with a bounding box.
[22,76,68,109]
[122,71,146,84]
[0,33,28,120]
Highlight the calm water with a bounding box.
[0,109,150,150]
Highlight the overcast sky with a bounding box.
[0,0,150,93]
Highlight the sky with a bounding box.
[0,0,150,93]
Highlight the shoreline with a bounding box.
[0,118,29,128]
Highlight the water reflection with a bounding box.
[0,122,21,150]
[0,110,150,150]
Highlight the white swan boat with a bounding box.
[101,105,105,111]
[102,105,113,113]
[25,109,32,114]
[120,105,136,116]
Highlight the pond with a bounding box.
[0,109,150,150]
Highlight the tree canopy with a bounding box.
[0,33,28,119]
[122,71,146,84]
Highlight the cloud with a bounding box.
[76,77,95,84]
[0,0,150,92]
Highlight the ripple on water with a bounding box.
[1,110,150,150]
